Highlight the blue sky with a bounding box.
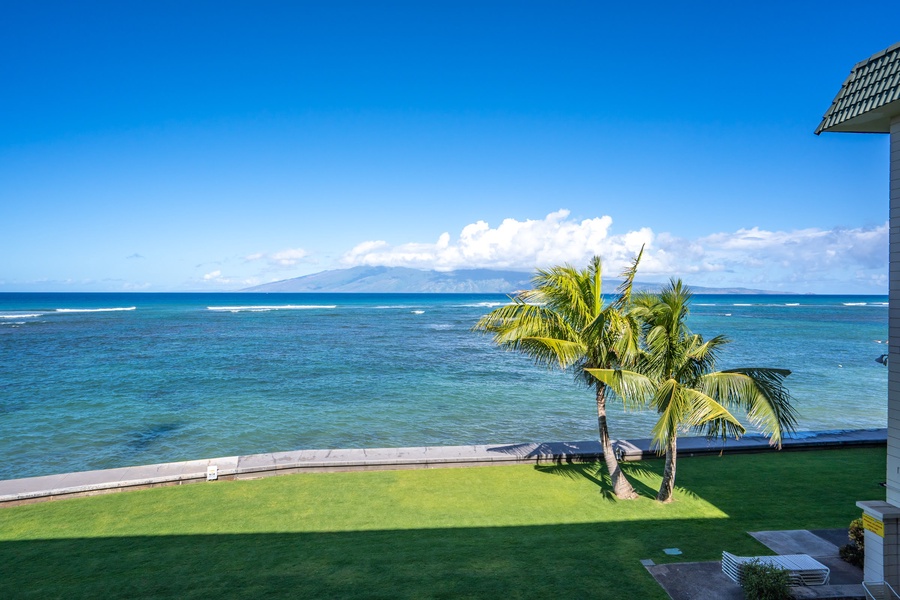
[1,1,898,293]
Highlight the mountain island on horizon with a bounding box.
[241,266,790,295]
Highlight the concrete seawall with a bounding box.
[0,429,886,507]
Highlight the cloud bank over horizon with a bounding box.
[340,210,888,293]
[0,210,886,294]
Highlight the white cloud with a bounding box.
[199,269,260,287]
[245,248,309,268]
[193,248,312,290]
[340,210,888,293]
[270,248,308,266]
[343,209,652,272]
[645,224,888,281]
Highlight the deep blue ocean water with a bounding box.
[0,292,889,480]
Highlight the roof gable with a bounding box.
[816,41,900,134]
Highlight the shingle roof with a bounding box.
[816,41,900,134]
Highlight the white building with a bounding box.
[817,41,900,591]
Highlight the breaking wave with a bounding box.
[55,307,136,313]
[207,305,337,312]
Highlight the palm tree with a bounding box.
[624,279,797,502]
[473,251,649,500]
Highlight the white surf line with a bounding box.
[55,307,137,313]
[207,305,337,311]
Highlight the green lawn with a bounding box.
[0,447,884,599]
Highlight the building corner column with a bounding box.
[865,115,900,588]
[858,501,900,587]
[889,114,900,508]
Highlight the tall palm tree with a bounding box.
[473,251,649,500]
[624,279,797,502]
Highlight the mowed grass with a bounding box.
[0,447,885,599]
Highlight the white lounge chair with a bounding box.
[721,551,830,586]
[863,581,900,600]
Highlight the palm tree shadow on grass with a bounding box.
[619,462,706,503]
[534,461,660,500]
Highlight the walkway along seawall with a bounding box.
[0,429,886,507]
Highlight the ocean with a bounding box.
[0,292,889,480]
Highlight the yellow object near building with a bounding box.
[864,513,885,538]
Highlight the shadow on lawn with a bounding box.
[2,449,883,599]
[532,448,887,509]
[0,520,753,600]
[534,461,660,500]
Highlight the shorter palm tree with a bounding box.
[589,279,797,502]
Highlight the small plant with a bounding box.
[840,518,865,567]
[741,559,792,600]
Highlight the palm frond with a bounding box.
[584,367,654,408]
[475,301,566,336]
[649,379,744,447]
[612,244,644,309]
[685,335,729,362]
[681,387,744,430]
[650,378,685,450]
[520,337,587,369]
[532,265,593,327]
[589,256,603,318]
[607,310,643,368]
[710,368,798,447]
[473,300,585,368]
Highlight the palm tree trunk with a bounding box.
[656,433,677,502]
[596,384,637,499]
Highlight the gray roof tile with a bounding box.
[817,41,900,134]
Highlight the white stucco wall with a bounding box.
[889,115,900,507]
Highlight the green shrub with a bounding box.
[741,559,792,600]
[840,518,865,568]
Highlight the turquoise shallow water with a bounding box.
[0,292,889,480]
